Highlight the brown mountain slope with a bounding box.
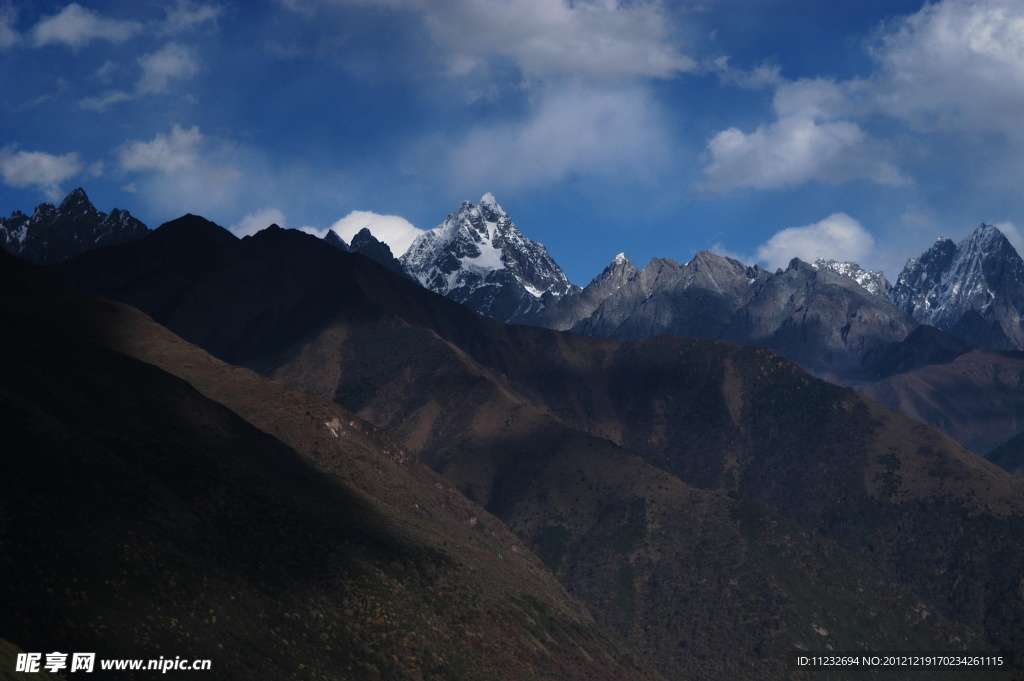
[50,222,1024,678]
[988,430,1024,478]
[319,317,1003,680]
[308,306,1024,654]
[857,348,1024,456]
[0,251,661,681]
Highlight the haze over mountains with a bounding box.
[5,188,1024,678]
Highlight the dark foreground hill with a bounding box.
[50,219,1024,679]
[0,249,662,681]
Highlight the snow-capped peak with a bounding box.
[399,194,576,322]
[480,192,500,210]
[812,259,890,296]
[891,223,1024,348]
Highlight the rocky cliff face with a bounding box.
[0,188,147,265]
[892,224,1024,350]
[550,252,911,380]
[400,194,577,323]
[563,251,770,341]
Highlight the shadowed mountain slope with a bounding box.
[2,250,662,681]
[858,348,1024,457]
[50,222,1024,678]
[988,431,1024,478]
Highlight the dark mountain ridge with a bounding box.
[2,249,663,681]
[0,187,147,265]
[21,186,1024,461]
[50,218,1024,678]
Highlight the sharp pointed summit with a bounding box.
[0,187,148,265]
[399,193,578,323]
[892,224,1024,349]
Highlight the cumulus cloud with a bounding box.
[0,147,83,200]
[119,124,203,172]
[230,207,288,237]
[442,84,673,190]
[703,117,907,191]
[320,210,424,256]
[869,0,1024,136]
[32,3,142,49]
[756,213,875,271]
[702,78,908,192]
[701,0,1024,194]
[137,42,199,94]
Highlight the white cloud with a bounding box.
[994,221,1024,257]
[79,43,200,110]
[0,147,83,200]
[320,210,423,256]
[283,0,694,83]
[32,3,142,49]
[443,84,673,190]
[79,90,133,111]
[702,78,908,192]
[756,213,875,271]
[137,42,199,94]
[230,207,288,237]
[0,5,20,50]
[869,0,1024,136]
[707,242,751,265]
[703,116,906,192]
[162,0,222,34]
[705,56,783,90]
[119,124,203,172]
[421,0,696,83]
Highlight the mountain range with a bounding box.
[34,206,1024,679]
[11,187,1024,461]
[351,192,1024,462]
[5,188,1024,679]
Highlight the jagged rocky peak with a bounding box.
[323,229,349,251]
[58,187,100,220]
[400,193,577,323]
[687,250,769,288]
[892,223,1024,350]
[0,187,148,265]
[812,258,891,296]
[601,252,639,279]
[349,227,406,275]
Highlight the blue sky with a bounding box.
[3,0,1024,284]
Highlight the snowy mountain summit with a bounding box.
[400,193,578,323]
[812,259,891,296]
[891,224,1024,349]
